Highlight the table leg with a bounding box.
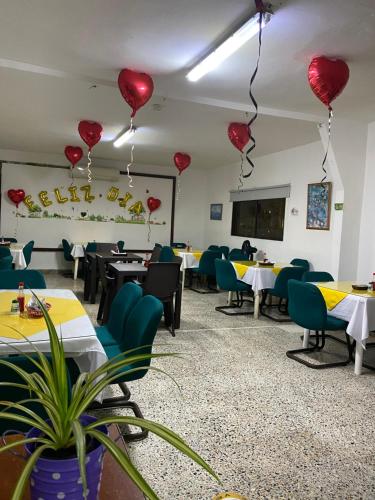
[73,258,79,280]
[354,342,364,375]
[302,329,310,348]
[174,282,182,329]
[90,259,97,304]
[181,268,186,289]
[227,291,233,306]
[254,291,261,319]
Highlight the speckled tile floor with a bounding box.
[45,271,375,500]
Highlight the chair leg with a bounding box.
[287,331,352,369]
[190,274,219,294]
[260,293,292,323]
[97,290,106,323]
[169,301,175,337]
[215,291,254,316]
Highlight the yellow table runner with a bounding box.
[317,281,375,310]
[317,286,348,310]
[233,263,251,279]
[0,292,86,339]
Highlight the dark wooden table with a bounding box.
[108,263,182,330]
[0,425,145,500]
[84,252,143,304]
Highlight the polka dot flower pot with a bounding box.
[25,415,108,500]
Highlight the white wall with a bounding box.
[0,148,208,269]
[204,141,341,275]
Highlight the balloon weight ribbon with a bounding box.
[320,106,333,183]
[126,144,135,188]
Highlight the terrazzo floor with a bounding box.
[45,271,375,500]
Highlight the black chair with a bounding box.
[97,256,116,324]
[150,245,162,262]
[241,240,257,261]
[171,242,186,249]
[141,261,181,336]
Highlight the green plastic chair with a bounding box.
[214,259,253,315]
[0,247,11,259]
[159,246,175,262]
[154,243,162,248]
[62,239,74,262]
[0,237,17,243]
[95,282,143,347]
[85,242,97,253]
[94,294,163,440]
[117,240,125,252]
[302,271,334,282]
[290,258,310,272]
[0,256,13,271]
[23,240,34,268]
[286,280,351,369]
[228,249,248,261]
[260,266,305,322]
[190,250,221,293]
[207,245,219,251]
[219,246,229,259]
[0,270,46,289]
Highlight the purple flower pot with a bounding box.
[25,414,108,500]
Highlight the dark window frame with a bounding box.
[231,198,286,241]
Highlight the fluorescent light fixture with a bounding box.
[113,126,136,148]
[186,12,271,82]
[76,166,86,171]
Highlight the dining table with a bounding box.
[71,242,86,280]
[108,262,183,330]
[9,243,26,270]
[232,261,294,319]
[172,249,203,288]
[84,251,143,304]
[303,281,375,375]
[0,289,108,374]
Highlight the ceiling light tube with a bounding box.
[113,126,136,148]
[186,12,271,82]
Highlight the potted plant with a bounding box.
[0,296,218,499]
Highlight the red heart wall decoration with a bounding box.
[118,68,154,118]
[228,123,250,152]
[78,121,103,150]
[173,152,191,175]
[308,56,349,108]
[8,189,25,208]
[147,197,161,213]
[64,146,83,167]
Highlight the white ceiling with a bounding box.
[0,0,373,168]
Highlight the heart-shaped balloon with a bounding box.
[308,56,349,108]
[147,197,161,213]
[78,121,103,150]
[228,123,250,152]
[173,152,191,175]
[118,68,154,118]
[64,146,83,167]
[8,189,25,208]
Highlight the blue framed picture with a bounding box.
[210,203,223,221]
[306,182,332,230]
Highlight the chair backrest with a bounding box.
[119,295,163,377]
[62,239,73,261]
[215,259,238,291]
[158,246,175,262]
[207,245,219,251]
[1,237,17,243]
[199,250,222,276]
[219,246,229,259]
[23,240,34,266]
[142,262,181,300]
[0,256,13,271]
[228,248,248,261]
[107,282,143,341]
[273,266,305,299]
[150,245,162,262]
[154,243,162,248]
[0,247,11,259]
[96,242,117,252]
[85,242,97,253]
[288,279,327,331]
[97,256,111,292]
[302,271,334,283]
[290,258,310,272]
[117,240,125,252]
[0,270,46,289]
[171,242,186,249]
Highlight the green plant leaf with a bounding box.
[72,419,88,498]
[11,444,50,500]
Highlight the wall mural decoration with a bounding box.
[306,182,332,230]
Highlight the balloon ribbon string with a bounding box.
[70,165,74,187]
[176,175,181,200]
[238,154,244,190]
[244,9,264,179]
[147,212,151,243]
[320,106,333,183]
[126,144,135,188]
[87,150,92,183]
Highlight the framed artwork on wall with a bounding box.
[306,182,332,230]
[210,203,223,221]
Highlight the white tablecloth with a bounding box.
[177,251,201,270]
[71,243,85,259]
[10,245,26,270]
[0,289,107,374]
[233,263,292,293]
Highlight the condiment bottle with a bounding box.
[17,282,25,317]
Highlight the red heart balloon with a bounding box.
[64,146,83,167]
[228,123,250,152]
[118,68,154,118]
[8,189,25,208]
[308,56,349,108]
[78,121,103,150]
[173,152,191,175]
[147,197,161,213]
